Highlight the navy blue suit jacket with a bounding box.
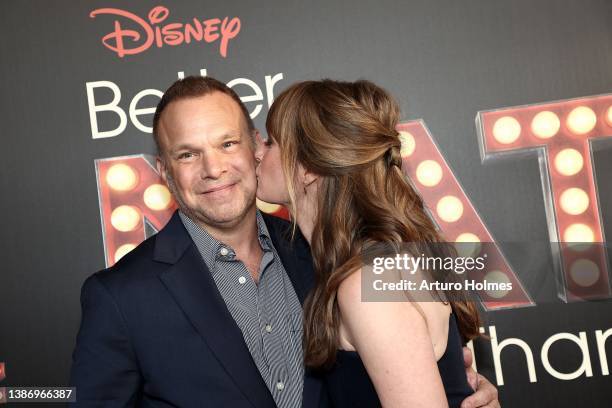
[70,211,327,407]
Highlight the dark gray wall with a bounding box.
[0,1,611,406]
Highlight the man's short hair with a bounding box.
[152,76,255,156]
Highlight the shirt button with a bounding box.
[219,247,229,256]
[276,381,285,391]
[265,324,272,333]
[238,276,247,284]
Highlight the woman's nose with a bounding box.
[254,134,266,163]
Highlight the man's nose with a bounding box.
[199,151,227,179]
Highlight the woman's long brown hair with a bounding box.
[266,79,480,370]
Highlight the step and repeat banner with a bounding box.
[0,1,611,406]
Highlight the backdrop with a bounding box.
[0,1,611,406]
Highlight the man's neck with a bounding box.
[194,208,263,282]
[198,208,259,253]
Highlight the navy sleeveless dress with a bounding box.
[324,314,473,407]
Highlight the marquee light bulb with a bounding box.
[106,163,138,191]
[492,116,521,144]
[399,131,416,157]
[531,111,560,139]
[606,105,612,126]
[143,184,172,211]
[567,106,597,135]
[563,223,595,243]
[559,188,590,215]
[454,232,481,257]
[554,148,584,176]
[114,243,137,263]
[256,198,281,214]
[111,205,141,232]
[570,259,600,287]
[416,160,443,187]
[436,195,463,223]
[484,270,511,298]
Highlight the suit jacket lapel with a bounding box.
[155,212,276,408]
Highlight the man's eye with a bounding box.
[223,141,239,148]
[178,152,195,160]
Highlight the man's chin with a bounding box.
[190,201,256,229]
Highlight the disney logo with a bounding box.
[90,6,241,58]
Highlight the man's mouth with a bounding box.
[200,183,236,194]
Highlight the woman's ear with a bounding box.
[298,164,318,188]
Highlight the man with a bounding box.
[71,76,499,408]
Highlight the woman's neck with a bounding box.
[294,188,318,245]
[296,213,315,245]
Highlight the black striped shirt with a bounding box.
[180,211,304,408]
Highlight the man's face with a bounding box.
[156,92,258,229]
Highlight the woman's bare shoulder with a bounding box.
[337,267,451,360]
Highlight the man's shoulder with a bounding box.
[261,213,305,250]
[87,211,190,291]
[261,212,292,234]
[262,212,309,244]
[261,212,313,263]
[86,233,164,294]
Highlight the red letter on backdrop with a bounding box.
[95,155,177,267]
[398,121,533,310]
[477,94,612,301]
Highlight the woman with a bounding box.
[255,79,480,407]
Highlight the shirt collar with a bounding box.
[179,210,273,271]
[255,210,273,251]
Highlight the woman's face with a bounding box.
[255,136,291,205]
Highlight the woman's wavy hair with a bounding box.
[266,79,480,369]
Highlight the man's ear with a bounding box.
[156,156,168,185]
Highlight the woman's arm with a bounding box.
[337,268,450,408]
